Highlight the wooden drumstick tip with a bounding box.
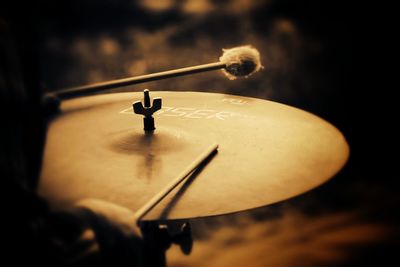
[134,143,219,225]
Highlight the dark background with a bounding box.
[2,0,397,266]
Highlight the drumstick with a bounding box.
[134,143,218,225]
[45,45,262,100]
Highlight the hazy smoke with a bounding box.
[167,209,391,267]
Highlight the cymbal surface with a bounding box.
[39,91,349,221]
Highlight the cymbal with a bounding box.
[39,91,349,221]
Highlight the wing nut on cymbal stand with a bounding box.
[133,89,162,131]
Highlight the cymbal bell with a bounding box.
[39,91,349,221]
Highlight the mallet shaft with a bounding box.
[53,62,225,99]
